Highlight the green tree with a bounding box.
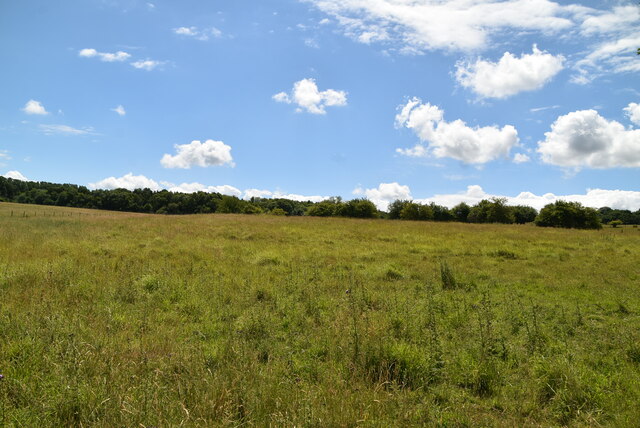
[535,200,602,229]
[399,202,433,221]
[337,198,377,218]
[450,202,471,222]
[512,205,538,224]
[468,198,514,224]
[388,200,411,219]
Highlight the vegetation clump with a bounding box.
[535,200,602,229]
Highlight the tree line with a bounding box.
[2,176,638,229]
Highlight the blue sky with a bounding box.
[1,0,639,210]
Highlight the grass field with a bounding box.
[1,201,639,427]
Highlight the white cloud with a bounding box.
[90,174,244,196]
[22,99,48,115]
[78,48,131,62]
[173,26,222,41]
[530,105,561,113]
[130,60,164,71]
[304,0,586,53]
[353,182,412,210]
[415,185,640,211]
[273,78,347,114]
[2,170,29,181]
[395,97,519,164]
[89,173,163,191]
[580,6,638,36]
[111,105,126,116]
[537,108,640,169]
[160,139,234,169]
[455,45,564,99]
[244,189,275,199]
[38,124,95,136]
[165,182,242,197]
[513,153,531,163]
[571,7,640,83]
[572,32,640,84]
[624,102,640,126]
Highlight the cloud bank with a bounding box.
[415,185,640,212]
[353,182,412,210]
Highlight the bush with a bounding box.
[512,205,538,224]
[268,208,287,216]
[535,201,602,229]
[399,202,433,221]
[337,198,377,219]
[306,201,339,217]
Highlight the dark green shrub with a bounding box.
[535,201,602,229]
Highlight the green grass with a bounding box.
[1,202,639,426]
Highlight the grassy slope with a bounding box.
[1,202,639,427]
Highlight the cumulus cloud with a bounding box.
[624,102,640,126]
[273,78,347,114]
[38,124,95,136]
[160,140,234,169]
[513,153,531,163]
[22,99,48,115]
[89,173,163,191]
[130,59,164,71]
[353,182,412,210]
[111,105,126,116]
[304,0,585,53]
[455,45,564,99]
[2,170,29,181]
[395,98,519,164]
[537,108,640,169]
[173,26,222,40]
[78,48,131,62]
[416,185,640,211]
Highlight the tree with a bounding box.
[512,205,538,224]
[399,202,433,221]
[450,202,471,222]
[468,198,514,224]
[307,199,341,217]
[388,200,411,219]
[535,200,602,229]
[337,198,377,218]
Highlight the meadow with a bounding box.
[1,202,639,427]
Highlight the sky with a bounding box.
[1,0,639,211]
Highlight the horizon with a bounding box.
[1,0,639,211]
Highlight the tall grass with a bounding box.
[1,202,639,426]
